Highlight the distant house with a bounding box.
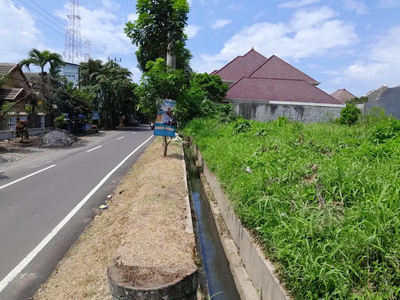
[331,89,356,104]
[364,85,400,118]
[0,63,31,113]
[210,49,343,123]
[60,62,80,86]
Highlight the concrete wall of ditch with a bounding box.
[228,101,364,123]
[195,146,291,300]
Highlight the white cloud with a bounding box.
[102,0,120,10]
[342,0,368,14]
[227,4,243,10]
[127,13,138,22]
[0,1,46,63]
[253,11,266,20]
[56,3,135,61]
[379,0,400,8]
[366,24,372,29]
[211,19,232,29]
[130,66,142,82]
[185,24,203,39]
[196,6,357,73]
[279,0,320,8]
[329,25,400,95]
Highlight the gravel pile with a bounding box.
[41,130,75,148]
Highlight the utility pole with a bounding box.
[162,42,176,156]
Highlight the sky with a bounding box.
[1,0,400,96]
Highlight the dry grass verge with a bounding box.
[34,138,196,300]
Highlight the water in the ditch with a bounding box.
[189,174,241,300]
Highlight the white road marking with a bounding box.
[0,135,154,293]
[132,132,137,135]
[87,146,102,153]
[0,165,56,191]
[117,136,124,140]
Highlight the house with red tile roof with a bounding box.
[331,89,356,103]
[210,49,346,122]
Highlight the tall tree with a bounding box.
[124,0,191,72]
[20,49,65,77]
[79,60,138,127]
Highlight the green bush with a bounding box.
[54,114,66,128]
[183,114,400,299]
[338,104,361,125]
[232,119,251,134]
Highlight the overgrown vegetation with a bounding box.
[183,113,400,299]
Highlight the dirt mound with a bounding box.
[108,265,191,288]
[41,130,75,148]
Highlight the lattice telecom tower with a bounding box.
[64,0,82,64]
[84,40,91,62]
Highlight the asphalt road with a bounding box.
[0,127,154,300]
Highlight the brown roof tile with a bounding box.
[249,55,319,85]
[226,77,341,104]
[213,49,267,82]
[331,89,356,103]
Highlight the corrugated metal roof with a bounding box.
[226,77,341,104]
[331,89,356,103]
[0,88,23,100]
[249,55,319,85]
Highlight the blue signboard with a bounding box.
[154,100,176,137]
[92,111,100,120]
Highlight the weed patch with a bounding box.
[183,116,400,299]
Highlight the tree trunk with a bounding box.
[163,136,168,157]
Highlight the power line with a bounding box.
[4,0,122,61]
[16,0,68,33]
[4,0,66,37]
[28,0,66,27]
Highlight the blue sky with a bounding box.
[1,0,400,96]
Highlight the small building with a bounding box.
[211,49,343,123]
[0,63,31,113]
[331,89,356,104]
[60,62,80,86]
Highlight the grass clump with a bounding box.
[182,115,400,300]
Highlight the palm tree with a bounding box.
[20,49,65,78]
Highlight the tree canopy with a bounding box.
[79,59,138,126]
[124,0,191,72]
[136,59,229,124]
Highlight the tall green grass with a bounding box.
[183,116,400,299]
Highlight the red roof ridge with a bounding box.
[213,49,267,78]
[248,55,318,84]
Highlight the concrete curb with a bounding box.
[196,146,291,300]
[181,142,194,235]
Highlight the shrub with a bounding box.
[276,116,289,126]
[370,118,400,144]
[338,104,361,125]
[54,114,66,128]
[232,119,251,134]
